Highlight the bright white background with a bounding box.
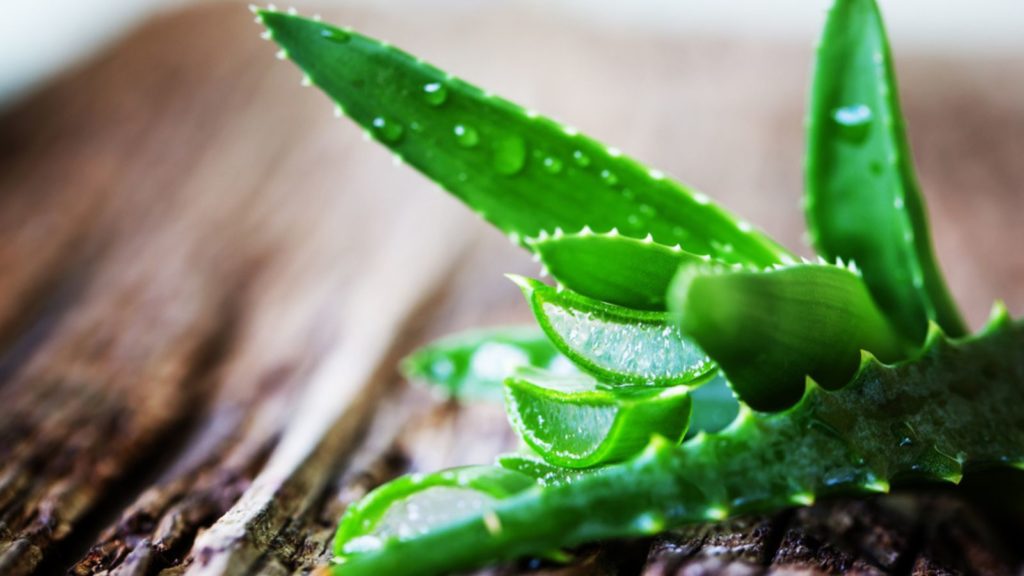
[2,0,1023,107]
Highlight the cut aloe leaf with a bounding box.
[504,367,691,468]
[402,326,569,400]
[495,452,598,486]
[511,276,714,387]
[258,10,792,266]
[805,0,965,342]
[670,263,912,411]
[334,466,535,560]
[527,228,707,311]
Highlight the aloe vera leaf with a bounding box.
[670,262,912,411]
[332,311,1024,575]
[805,0,965,341]
[258,10,792,266]
[402,327,567,400]
[497,373,738,480]
[495,452,597,487]
[526,228,707,311]
[333,465,535,560]
[511,276,714,387]
[504,367,692,468]
[686,372,741,436]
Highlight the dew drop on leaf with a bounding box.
[542,156,563,174]
[572,149,591,167]
[372,116,404,143]
[423,82,448,106]
[600,169,619,186]
[319,27,351,43]
[831,104,873,143]
[493,136,527,175]
[454,124,480,148]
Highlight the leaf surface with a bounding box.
[805,0,965,340]
[528,229,706,310]
[259,10,791,266]
[670,263,911,411]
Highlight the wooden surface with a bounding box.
[1,2,1023,574]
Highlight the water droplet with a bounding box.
[600,169,618,186]
[832,104,873,143]
[639,204,656,217]
[371,116,404,143]
[572,150,591,167]
[453,124,479,147]
[423,82,448,106]
[891,422,917,448]
[542,156,563,174]
[627,214,642,227]
[492,136,527,175]
[320,27,351,43]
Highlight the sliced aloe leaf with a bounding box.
[333,466,535,560]
[258,10,792,266]
[504,367,691,468]
[805,0,965,341]
[495,452,598,486]
[401,326,569,400]
[670,262,912,411]
[527,228,707,311]
[511,276,714,387]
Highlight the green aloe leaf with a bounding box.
[686,372,741,436]
[495,452,598,486]
[331,312,1024,576]
[402,327,567,400]
[511,275,714,387]
[333,466,535,561]
[504,367,692,468]
[805,0,965,341]
[526,228,707,311]
[258,9,792,266]
[669,262,911,411]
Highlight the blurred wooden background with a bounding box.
[0,2,1022,574]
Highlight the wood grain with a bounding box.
[0,2,1022,574]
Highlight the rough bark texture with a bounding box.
[1,2,1023,575]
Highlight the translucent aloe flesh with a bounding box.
[402,326,566,399]
[331,316,1024,575]
[805,0,965,342]
[334,466,535,560]
[670,263,912,411]
[513,276,713,387]
[504,367,692,468]
[257,10,792,267]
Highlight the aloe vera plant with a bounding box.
[257,1,1024,574]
